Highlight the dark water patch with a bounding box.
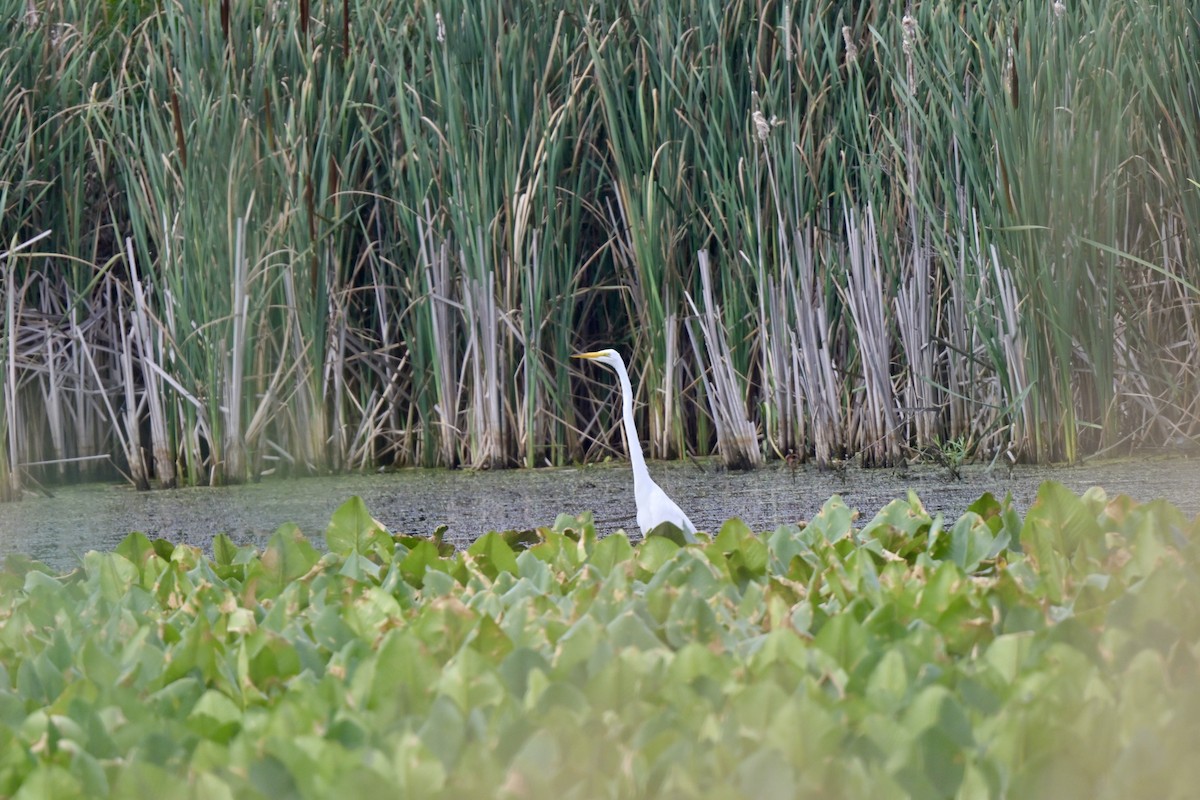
[2,457,1198,573]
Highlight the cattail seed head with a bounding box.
[751,110,782,144]
[783,5,792,61]
[1052,1,1066,18]
[901,14,918,56]
[753,110,770,143]
[842,26,858,64]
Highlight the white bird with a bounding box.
[572,349,698,543]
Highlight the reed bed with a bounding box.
[1,0,1197,494]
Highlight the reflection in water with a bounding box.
[2,458,1198,572]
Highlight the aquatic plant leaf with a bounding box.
[636,536,679,577]
[589,533,634,575]
[947,512,997,572]
[813,612,869,672]
[466,532,519,580]
[0,483,1197,797]
[419,694,466,769]
[339,551,381,582]
[712,518,768,583]
[500,528,543,550]
[84,551,137,604]
[861,494,934,561]
[399,540,446,588]
[607,609,665,651]
[152,538,176,562]
[1021,481,1104,602]
[645,521,692,546]
[326,496,391,560]
[212,533,238,566]
[252,524,320,598]
[807,495,856,542]
[115,532,155,569]
[187,690,242,743]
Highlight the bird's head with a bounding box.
[571,348,623,370]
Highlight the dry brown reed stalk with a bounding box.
[463,270,504,469]
[221,218,249,483]
[126,238,175,487]
[787,227,843,468]
[988,247,1034,458]
[417,211,462,468]
[280,243,328,474]
[1,231,54,499]
[73,298,139,489]
[2,246,20,499]
[761,273,803,460]
[895,232,938,452]
[841,206,902,466]
[685,251,761,469]
[40,325,65,478]
[116,301,148,489]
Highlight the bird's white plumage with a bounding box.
[573,349,698,543]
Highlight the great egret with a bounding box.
[572,349,698,543]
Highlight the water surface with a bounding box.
[2,457,1197,572]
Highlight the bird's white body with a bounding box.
[573,349,698,543]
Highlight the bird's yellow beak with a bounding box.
[571,351,604,360]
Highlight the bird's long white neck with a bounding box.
[611,356,650,491]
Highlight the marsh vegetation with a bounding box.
[1,487,1198,796]
[2,0,1199,498]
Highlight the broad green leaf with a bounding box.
[392,734,447,795]
[339,551,382,582]
[84,551,138,604]
[418,694,466,769]
[662,589,722,649]
[115,532,155,569]
[212,533,238,566]
[589,533,635,575]
[712,518,768,583]
[553,511,596,541]
[813,612,869,672]
[13,764,82,800]
[500,528,543,550]
[469,613,514,662]
[645,520,692,546]
[737,747,796,800]
[326,495,391,559]
[467,531,520,579]
[766,524,819,584]
[399,539,443,588]
[554,616,602,672]
[916,560,966,618]
[983,632,1035,684]
[1021,481,1104,602]
[152,538,176,562]
[188,690,242,743]
[806,495,856,542]
[865,648,909,712]
[636,536,679,577]
[498,647,552,698]
[967,492,1021,552]
[947,512,997,572]
[862,492,934,559]
[253,524,320,598]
